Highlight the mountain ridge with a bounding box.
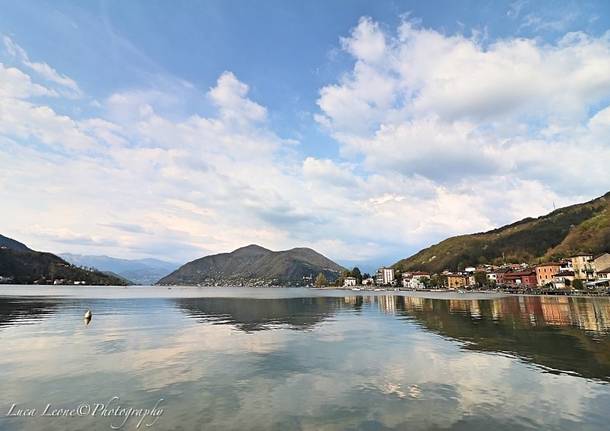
[393,192,610,273]
[157,244,345,286]
[0,234,127,285]
[59,253,178,285]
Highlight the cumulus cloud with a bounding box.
[317,18,610,197]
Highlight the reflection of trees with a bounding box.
[388,295,610,382]
[0,297,58,328]
[174,297,344,332]
[177,294,610,381]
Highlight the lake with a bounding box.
[1,286,610,430]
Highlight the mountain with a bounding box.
[393,192,610,273]
[0,234,31,252]
[0,234,127,285]
[60,253,179,285]
[157,244,345,286]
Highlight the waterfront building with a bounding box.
[598,268,610,280]
[503,270,538,287]
[553,270,575,289]
[593,253,610,273]
[571,254,596,280]
[495,268,512,285]
[376,267,395,285]
[343,276,357,287]
[447,274,469,289]
[535,263,561,287]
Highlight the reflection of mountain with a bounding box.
[0,297,58,328]
[174,297,343,332]
[385,295,610,382]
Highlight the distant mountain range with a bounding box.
[393,192,610,273]
[158,244,345,286]
[60,253,179,285]
[0,234,127,285]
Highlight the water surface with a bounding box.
[1,287,609,430]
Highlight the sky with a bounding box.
[1,0,610,272]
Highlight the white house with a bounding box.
[343,277,357,287]
[362,277,375,286]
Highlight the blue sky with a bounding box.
[1,0,610,272]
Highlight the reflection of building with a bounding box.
[343,277,357,287]
[535,263,561,287]
[540,297,573,326]
[376,295,396,314]
[447,274,469,289]
[571,254,596,280]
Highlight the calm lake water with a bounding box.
[1,286,610,430]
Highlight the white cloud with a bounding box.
[341,17,387,63]
[0,63,57,98]
[208,71,267,124]
[3,35,82,98]
[1,24,609,269]
[317,19,610,197]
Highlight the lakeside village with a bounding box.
[327,253,610,295]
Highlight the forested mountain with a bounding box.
[393,192,610,273]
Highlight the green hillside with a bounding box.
[158,244,345,286]
[0,234,128,285]
[393,192,610,273]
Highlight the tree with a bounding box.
[572,279,584,290]
[315,272,327,288]
[351,267,362,284]
[474,271,487,288]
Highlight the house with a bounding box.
[503,270,537,287]
[494,268,513,285]
[585,279,610,289]
[401,271,430,289]
[560,259,573,272]
[376,267,395,285]
[535,263,561,287]
[464,267,476,273]
[402,277,423,289]
[597,268,610,280]
[362,277,375,286]
[571,254,596,280]
[343,277,357,287]
[486,272,498,283]
[593,253,610,273]
[447,274,469,289]
[553,270,575,289]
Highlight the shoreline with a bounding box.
[0,285,609,300]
